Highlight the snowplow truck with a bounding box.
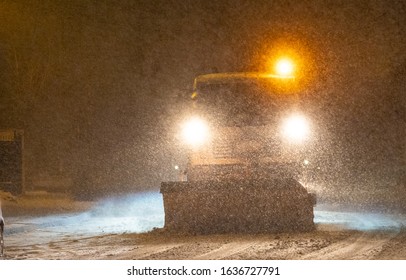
[161,73,316,234]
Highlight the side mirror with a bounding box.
[0,205,4,257]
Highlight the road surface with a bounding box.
[2,192,406,259]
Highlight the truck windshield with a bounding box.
[194,80,297,127]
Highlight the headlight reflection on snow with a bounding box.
[314,206,406,231]
[7,192,165,236]
[85,192,165,234]
[4,192,165,247]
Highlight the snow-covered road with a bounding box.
[2,192,406,259]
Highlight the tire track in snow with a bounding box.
[299,231,398,259]
[192,240,259,260]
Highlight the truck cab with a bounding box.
[182,73,313,182]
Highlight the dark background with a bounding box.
[0,0,404,196]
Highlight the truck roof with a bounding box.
[193,72,294,90]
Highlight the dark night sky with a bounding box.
[0,0,405,192]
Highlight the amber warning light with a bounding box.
[274,58,295,77]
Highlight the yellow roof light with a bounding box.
[275,58,295,77]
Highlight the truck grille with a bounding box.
[212,137,281,159]
[212,141,233,158]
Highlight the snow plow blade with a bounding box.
[160,179,315,234]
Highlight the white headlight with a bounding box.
[282,114,310,142]
[182,117,209,147]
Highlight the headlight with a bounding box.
[281,114,310,142]
[181,117,209,147]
